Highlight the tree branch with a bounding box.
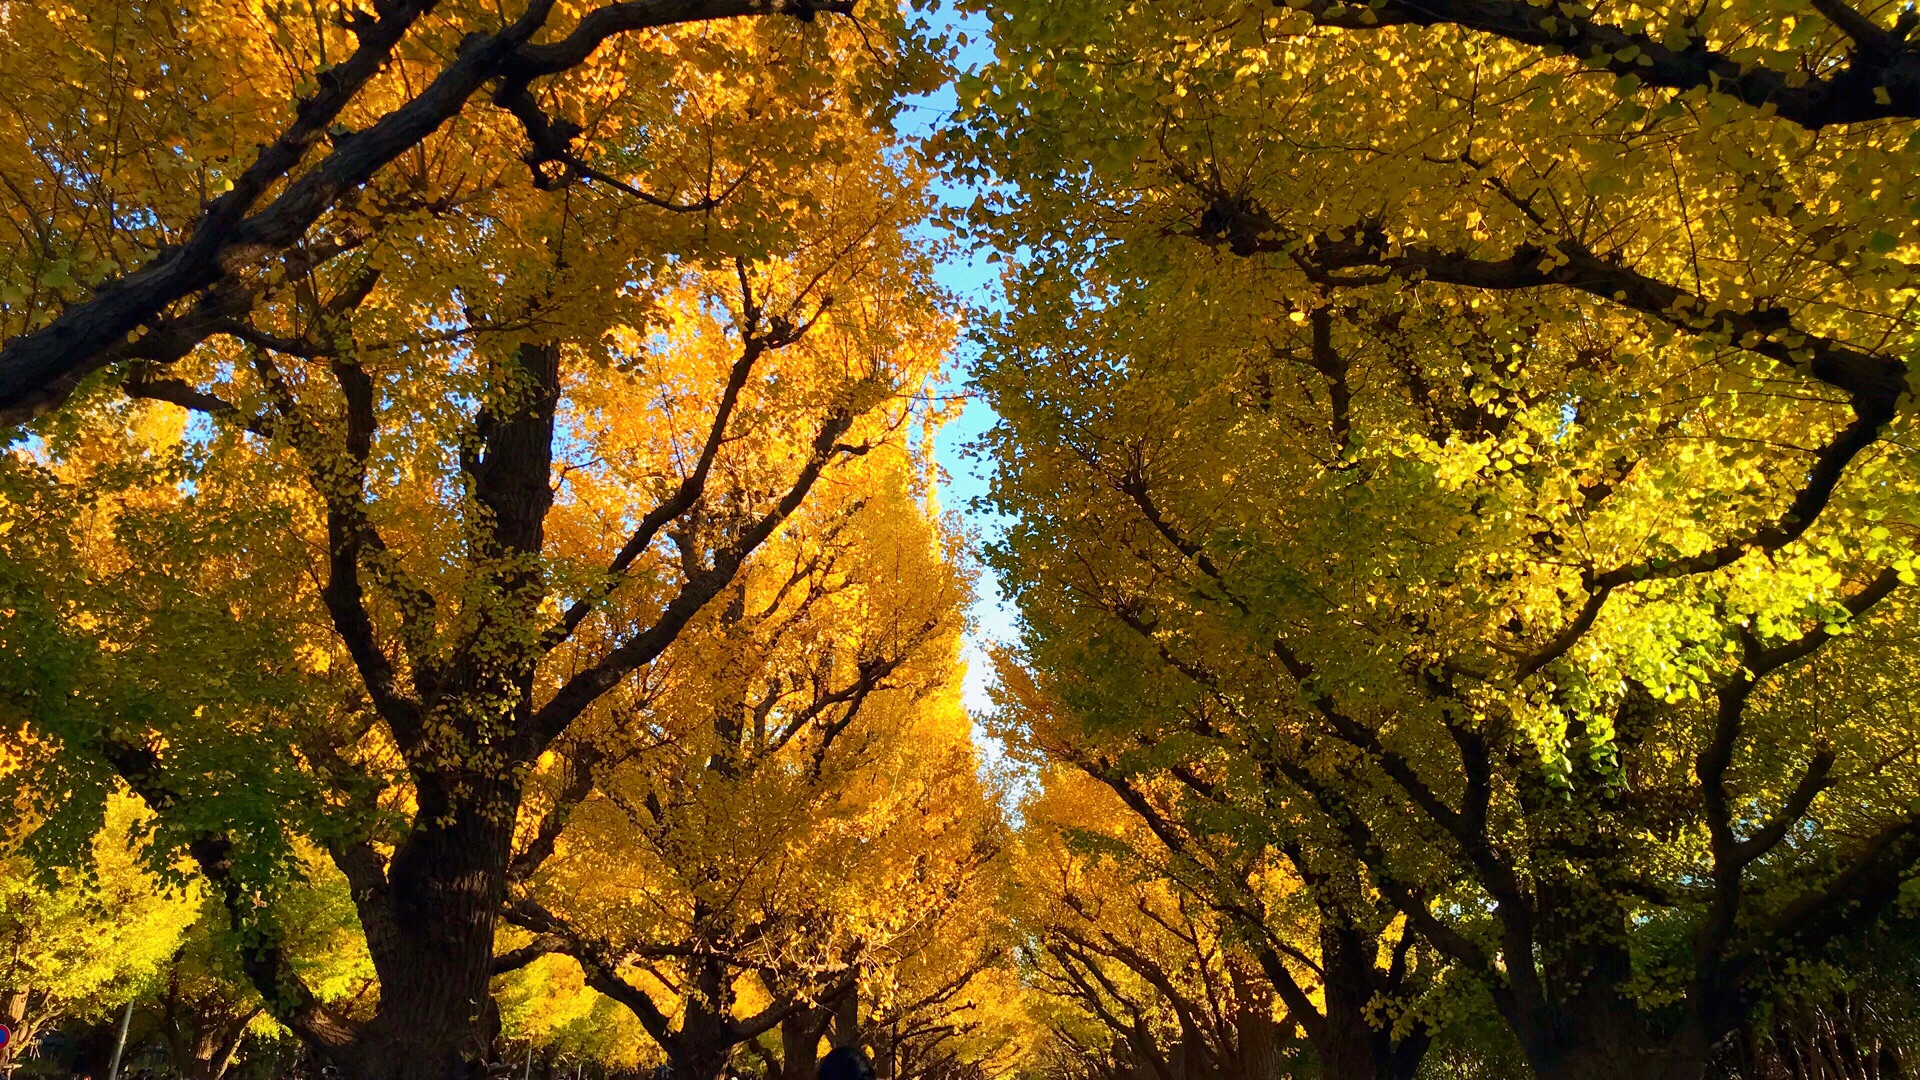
[1190,198,1907,422]
[1280,0,1920,130]
[0,0,429,422]
[508,743,603,882]
[1515,413,1885,680]
[98,740,362,1058]
[530,396,867,748]
[123,376,271,436]
[549,326,771,647]
[502,897,684,1052]
[1699,566,1903,960]
[0,0,852,423]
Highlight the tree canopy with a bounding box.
[5,2,1920,1080]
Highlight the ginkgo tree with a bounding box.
[966,234,1920,1080]
[971,231,1920,1080]
[0,0,941,423]
[0,7,959,1078]
[994,661,1446,1080]
[494,455,1006,1080]
[946,0,1918,447]
[0,795,199,1072]
[953,2,1920,1079]
[12,2,1920,1080]
[145,872,378,1080]
[1003,764,1310,1080]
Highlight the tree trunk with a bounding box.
[1529,1045,1711,1080]
[0,990,31,1074]
[182,1009,260,1080]
[782,1009,831,1080]
[831,985,860,1049]
[1512,998,1712,1080]
[666,952,741,1080]
[314,779,521,1080]
[1315,926,1427,1080]
[1232,998,1284,1080]
[670,1041,734,1080]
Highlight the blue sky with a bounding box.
[895,2,1020,718]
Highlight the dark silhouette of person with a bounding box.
[817,1047,873,1080]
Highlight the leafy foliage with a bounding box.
[952,2,1920,1078]
[7,2,1920,1080]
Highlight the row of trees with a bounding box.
[0,785,1018,1080]
[0,2,1022,1079]
[954,0,1920,1079]
[5,1,1920,1079]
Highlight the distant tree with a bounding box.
[1007,767,1310,1080]
[0,796,196,1071]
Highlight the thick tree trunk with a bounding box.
[1315,926,1427,1080]
[1509,996,1713,1080]
[305,341,558,1080]
[782,1009,832,1080]
[831,984,860,1049]
[1494,932,1725,1080]
[0,990,37,1074]
[1232,997,1286,1080]
[306,779,520,1080]
[1529,1043,1710,1080]
[666,952,742,1080]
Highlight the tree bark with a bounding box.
[781,1008,832,1080]
[349,780,523,1080]
[1315,926,1426,1080]
[831,985,860,1050]
[666,946,745,1080]
[1527,1041,1712,1080]
[1500,941,1713,1080]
